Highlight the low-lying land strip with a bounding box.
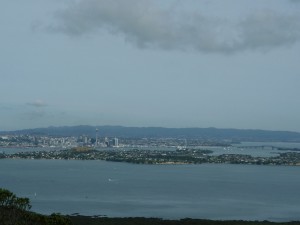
[1,148,300,166]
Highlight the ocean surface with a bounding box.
[1,155,300,221]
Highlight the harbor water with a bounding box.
[1,157,300,221]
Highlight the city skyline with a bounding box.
[1,0,300,132]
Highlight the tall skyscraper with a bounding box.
[114,137,119,147]
[105,137,109,147]
[95,128,98,147]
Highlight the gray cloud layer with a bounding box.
[50,0,300,53]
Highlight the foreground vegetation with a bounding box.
[0,188,71,225]
[1,188,300,225]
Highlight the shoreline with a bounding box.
[2,157,300,166]
[2,145,300,167]
[67,215,300,225]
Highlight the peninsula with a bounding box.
[2,147,300,166]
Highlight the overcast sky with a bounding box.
[1,0,300,132]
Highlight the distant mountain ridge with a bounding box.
[1,125,300,142]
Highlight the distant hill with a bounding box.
[1,125,300,142]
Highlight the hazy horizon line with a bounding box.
[1,124,300,134]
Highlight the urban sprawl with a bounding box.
[1,134,300,166]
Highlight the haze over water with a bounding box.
[1,156,300,221]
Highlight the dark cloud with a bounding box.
[49,0,300,53]
[27,100,47,107]
[238,11,300,51]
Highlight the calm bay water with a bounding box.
[1,158,300,221]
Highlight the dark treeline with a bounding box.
[0,188,71,225]
[70,216,300,225]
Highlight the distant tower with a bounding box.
[95,128,98,147]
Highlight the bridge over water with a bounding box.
[236,145,278,150]
[237,146,300,151]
